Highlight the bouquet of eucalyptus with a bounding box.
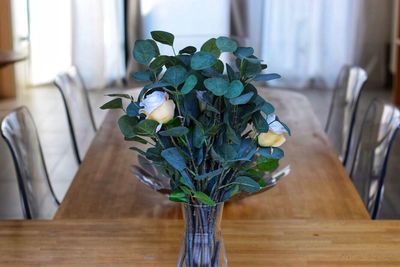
[101,31,290,206]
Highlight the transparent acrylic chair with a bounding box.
[325,66,368,164]
[54,66,97,164]
[0,106,60,219]
[347,99,400,218]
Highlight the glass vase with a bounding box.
[177,202,227,267]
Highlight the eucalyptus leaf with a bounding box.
[201,38,221,58]
[229,92,254,105]
[132,70,152,81]
[193,191,215,205]
[162,65,187,88]
[252,112,269,133]
[204,77,229,96]
[179,46,197,55]
[258,147,284,159]
[118,115,138,138]
[224,80,244,99]
[234,47,254,58]
[216,36,237,52]
[195,168,224,181]
[159,127,189,137]
[169,190,188,203]
[151,30,174,46]
[126,102,140,117]
[256,157,279,172]
[100,98,123,110]
[191,52,217,70]
[181,74,197,94]
[134,119,159,136]
[161,147,186,171]
[149,55,170,70]
[235,176,260,193]
[133,40,157,65]
[254,73,281,81]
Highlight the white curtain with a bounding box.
[71,0,125,89]
[260,0,365,89]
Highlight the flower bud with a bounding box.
[140,91,175,124]
[258,131,286,147]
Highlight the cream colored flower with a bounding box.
[257,113,288,147]
[140,91,175,124]
[258,131,286,147]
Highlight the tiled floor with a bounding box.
[0,83,398,219]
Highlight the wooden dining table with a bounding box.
[55,89,369,220]
[3,88,399,266]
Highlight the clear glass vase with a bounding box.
[177,203,227,267]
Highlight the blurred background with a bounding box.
[0,0,399,219]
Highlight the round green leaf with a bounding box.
[162,65,187,88]
[204,77,229,96]
[201,38,221,58]
[181,74,198,94]
[229,92,254,105]
[118,115,138,138]
[190,52,217,70]
[151,30,174,46]
[235,176,260,193]
[179,46,197,55]
[234,47,254,58]
[216,36,238,52]
[159,126,189,137]
[224,80,244,99]
[149,55,170,70]
[133,40,157,65]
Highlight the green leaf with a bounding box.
[159,127,189,137]
[226,124,241,144]
[125,136,148,144]
[149,55,170,70]
[234,47,254,58]
[191,52,217,70]
[181,74,197,94]
[169,190,188,203]
[126,102,140,117]
[100,98,123,110]
[221,184,240,202]
[132,71,152,81]
[151,30,174,46]
[162,65,187,88]
[118,115,138,138]
[193,125,205,148]
[216,36,237,52]
[133,40,157,65]
[240,59,261,78]
[204,77,229,96]
[179,46,197,55]
[105,94,131,99]
[195,168,224,181]
[252,112,269,132]
[193,191,215,205]
[134,119,159,136]
[256,157,279,172]
[229,92,254,105]
[161,147,186,171]
[235,176,260,193]
[201,38,221,58]
[254,73,281,81]
[258,147,284,159]
[224,80,244,99]
[213,60,224,73]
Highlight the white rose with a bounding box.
[140,91,175,124]
[258,131,286,147]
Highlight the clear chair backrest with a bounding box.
[54,66,96,163]
[376,127,400,219]
[326,66,368,163]
[349,99,400,218]
[0,106,59,219]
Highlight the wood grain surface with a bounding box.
[55,89,369,220]
[1,219,399,266]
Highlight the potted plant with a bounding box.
[101,30,290,267]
